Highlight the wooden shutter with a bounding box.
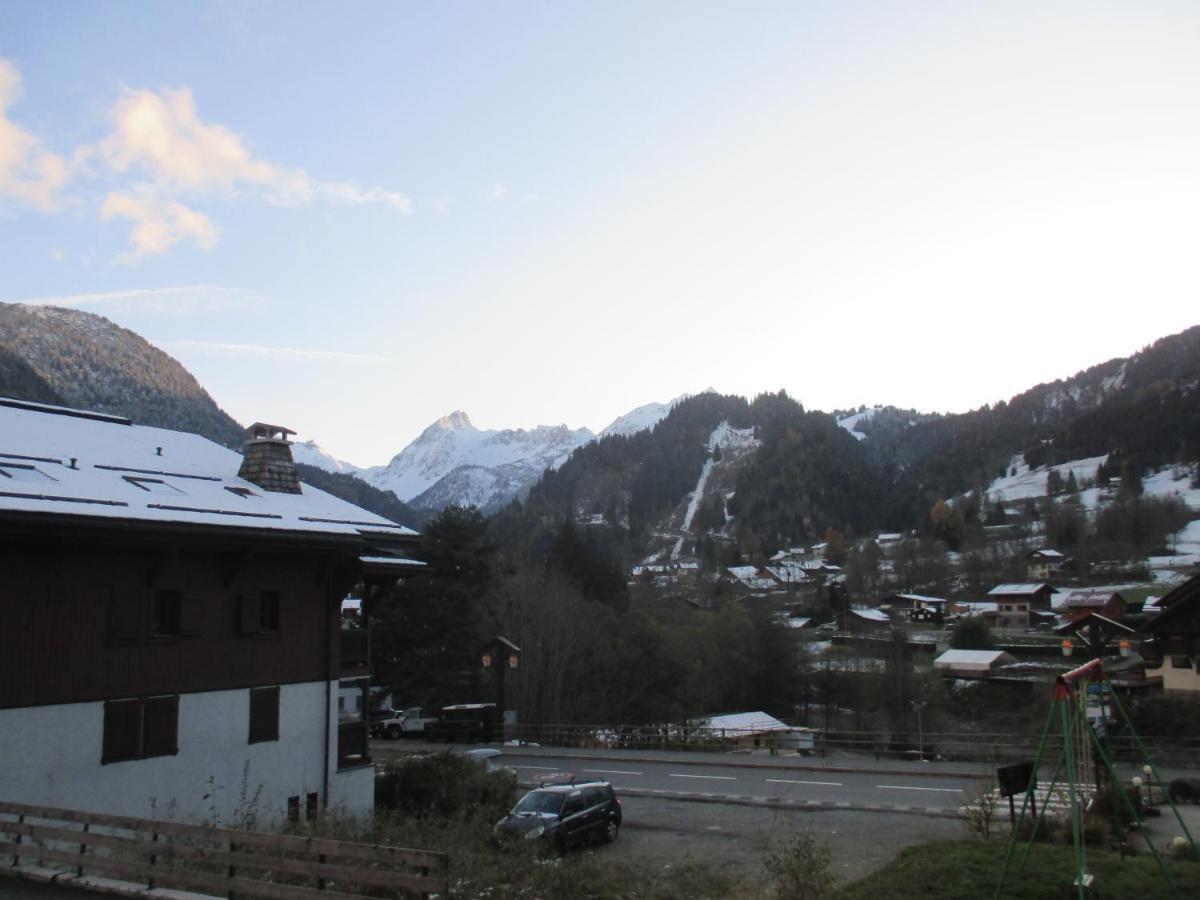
[142,695,179,757]
[248,686,280,744]
[108,591,146,645]
[102,699,141,764]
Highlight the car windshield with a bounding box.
[513,791,565,815]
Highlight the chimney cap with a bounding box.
[246,422,297,442]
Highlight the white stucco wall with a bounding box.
[0,681,374,825]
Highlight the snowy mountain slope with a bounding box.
[364,411,594,508]
[292,439,363,475]
[599,393,693,439]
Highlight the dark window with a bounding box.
[288,796,300,823]
[1170,656,1193,670]
[102,695,179,764]
[224,486,259,499]
[152,590,182,636]
[123,476,184,495]
[249,686,280,744]
[239,591,281,636]
[306,792,319,821]
[259,591,281,634]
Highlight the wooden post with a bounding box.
[77,822,90,877]
[227,839,236,900]
[12,813,23,867]
[148,830,158,889]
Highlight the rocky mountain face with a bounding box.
[0,302,244,447]
[363,412,595,514]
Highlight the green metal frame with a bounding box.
[992,658,1197,898]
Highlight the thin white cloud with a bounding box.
[5,284,263,316]
[0,58,73,211]
[485,183,510,202]
[100,189,219,261]
[162,339,390,365]
[98,85,412,209]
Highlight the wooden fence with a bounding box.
[0,800,448,899]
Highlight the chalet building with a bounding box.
[1143,574,1200,693]
[1058,589,1127,623]
[0,399,423,825]
[1026,549,1068,581]
[987,583,1057,628]
[884,593,948,623]
[844,606,892,634]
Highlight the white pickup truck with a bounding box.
[376,706,439,739]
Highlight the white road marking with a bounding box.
[765,779,843,787]
[668,773,737,781]
[582,768,644,776]
[510,765,560,770]
[876,785,963,794]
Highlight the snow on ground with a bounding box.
[836,405,884,441]
[709,421,757,451]
[1142,466,1200,511]
[984,454,1108,505]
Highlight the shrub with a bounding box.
[375,752,516,821]
[765,829,834,899]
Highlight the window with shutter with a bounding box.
[102,695,179,763]
[259,590,281,634]
[248,686,280,744]
[102,699,141,764]
[152,590,182,636]
[142,695,179,757]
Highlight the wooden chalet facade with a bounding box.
[1143,574,1200,693]
[0,399,422,824]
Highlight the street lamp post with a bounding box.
[912,700,927,761]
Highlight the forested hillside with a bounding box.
[495,327,1200,569]
[0,303,244,447]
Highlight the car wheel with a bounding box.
[386,725,401,740]
[603,819,619,843]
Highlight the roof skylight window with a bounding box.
[0,462,57,484]
[225,486,260,499]
[123,475,185,495]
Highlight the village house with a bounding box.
[0,399,422,824]
[884,593,948,623]
[987,583,1057,628]
[1058,588,1127,623]
[933,649,1017,678]
[1143,574,1200,693]
[1026,548,1068,581]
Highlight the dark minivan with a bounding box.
[493,780,621,852]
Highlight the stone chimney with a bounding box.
[237,422,302,494]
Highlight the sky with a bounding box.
[2,2,1199,466]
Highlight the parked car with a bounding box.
[493,779,621,852]
[374,706,438,739]
[426,703,498,743]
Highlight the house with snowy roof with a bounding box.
[933,649,1017,677]
[0,398,423,825]
[725,565,778,593]
[987,583,1057,627]
[1058,589,1126,622]
[844,606,892,633]
[1026,548,1068,581]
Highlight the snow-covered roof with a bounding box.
[893,593,947,605]
[0,399,417,540]
[1029,549,1066,559]
[774,614,812,630]
[726,565,777,590]
[988,583,1052,597]
[766,564,810,584]
[1060,589,1122,608]
[934,649,1014,670]
[849,607,891,623]
[700,711,792,735]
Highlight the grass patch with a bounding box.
[828,838,1200,900]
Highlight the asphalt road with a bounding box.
[376,739,996,818]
